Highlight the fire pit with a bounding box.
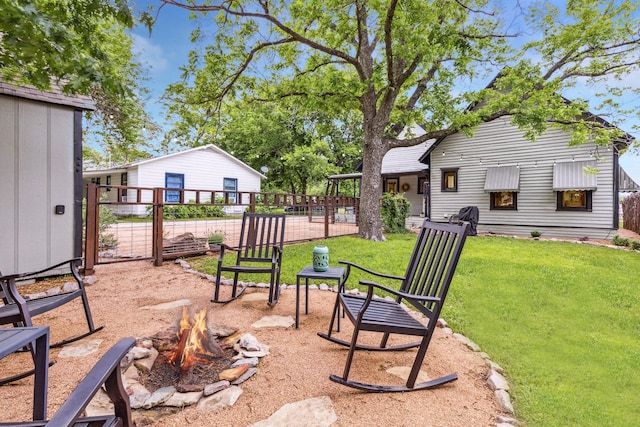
[116,306,269,414]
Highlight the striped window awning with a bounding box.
[484,166,520,192]
[553,160,597,191]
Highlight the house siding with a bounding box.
[429,117,617,239]
[84,146,263,217]
[0,97,76,273]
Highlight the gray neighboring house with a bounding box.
[418,116,639,239]
[0,82,94,274]
[83,144,265,217]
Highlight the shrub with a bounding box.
[629,240,640,251]
[612,235,630,247]
[530,231,542,238]
[380,192,410,233]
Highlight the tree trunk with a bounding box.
[358,133,386,241]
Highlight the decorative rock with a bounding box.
[437,318,448,328]
[207,324,237,337]
[348,288,360,295]
[256,282,270,288]
[163,391,203,407]
[319,283,330,291]
[232,357,259,368]
[203,380,230,397]
[45,287,61,296]
[142,386,176,409]
[486,359,504,374]
[25,291,47,300]
[308,284,319,290]
[231,367,257,385]
[134,347,158,372]
[494,389,515,414]
[123,365,140,383]
[496,415,519,425]
[242,292,269,302]
[129,346,152,360]
[137,338,154,349]
[251,315,294,329]
[219,364,249,382]
[197,386,243,413]
[233,343,270,358]
[62,282,80,292]
[83,275,98,285]
[453,333,481,352]
[386,366,431,384]
[488,370,510,391]
[219,331,243,349]
[128,382,152,409]
[85,388,114,416]
[58,339,103,358]
[331,285,339,292]
[140,299,191,310]
[249,396,338,427]
[239,334,261,351]
[441,327,453,335]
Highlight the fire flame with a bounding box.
[169,306,223,371]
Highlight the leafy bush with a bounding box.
[612,235,630,247]
[629,240,640,251]
[146,200,225,219]
[380,192,410,233]
[530,231,541,238]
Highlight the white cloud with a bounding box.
[132,33,168,73]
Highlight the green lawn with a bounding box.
[190,234,640,426]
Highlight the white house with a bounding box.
[83,144,265,216]
[0,82,94,274]
[419,116,637,239]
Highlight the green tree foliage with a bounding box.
[155,0,640,240]
[380,192,410,234]
[1,0,156,164]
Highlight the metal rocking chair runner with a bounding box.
[212,212,286,305]
[318,220,469,392]
[0,258,104,385]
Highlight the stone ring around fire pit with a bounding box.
[94,306,270,417]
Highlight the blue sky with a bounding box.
[129,1,640,185]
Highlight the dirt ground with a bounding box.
[1,258,506,427]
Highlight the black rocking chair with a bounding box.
[0,258,104,385]
[212,212,286,306]
[318,220,469,392]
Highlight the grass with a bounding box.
[189,234,640,426]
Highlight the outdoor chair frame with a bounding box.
[212,212,286,305]
[0,337,135,427]
[0,258,104,384]
[318,220,469,392]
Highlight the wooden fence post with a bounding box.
[84,183,98,275]
[152,188,164,266]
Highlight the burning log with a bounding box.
[169,306,225,373]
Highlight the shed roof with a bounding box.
[619,167,640,192]
[0,81,95,110]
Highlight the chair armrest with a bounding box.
[0,258,83,282]
[46,337,136,427]
[338,260,405,282]
[217,244,240,263]
[359,280,442,304]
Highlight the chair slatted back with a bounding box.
[400,220,469,316]
[236,212,286,264]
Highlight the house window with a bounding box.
[120,173,128,197]
[441,169,458,192]
[557,190,592,211]
[105,175,111,191]
[384,178,399,193]
[490,192,517,210]
[223,178,238,203]
[165,173,184,203]
[96,177,101,185]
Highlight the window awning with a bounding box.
[553,160,597,191]
[484,166,520,192]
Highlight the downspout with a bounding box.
[73,109,84,258]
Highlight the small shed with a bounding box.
[0,82,94,274]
